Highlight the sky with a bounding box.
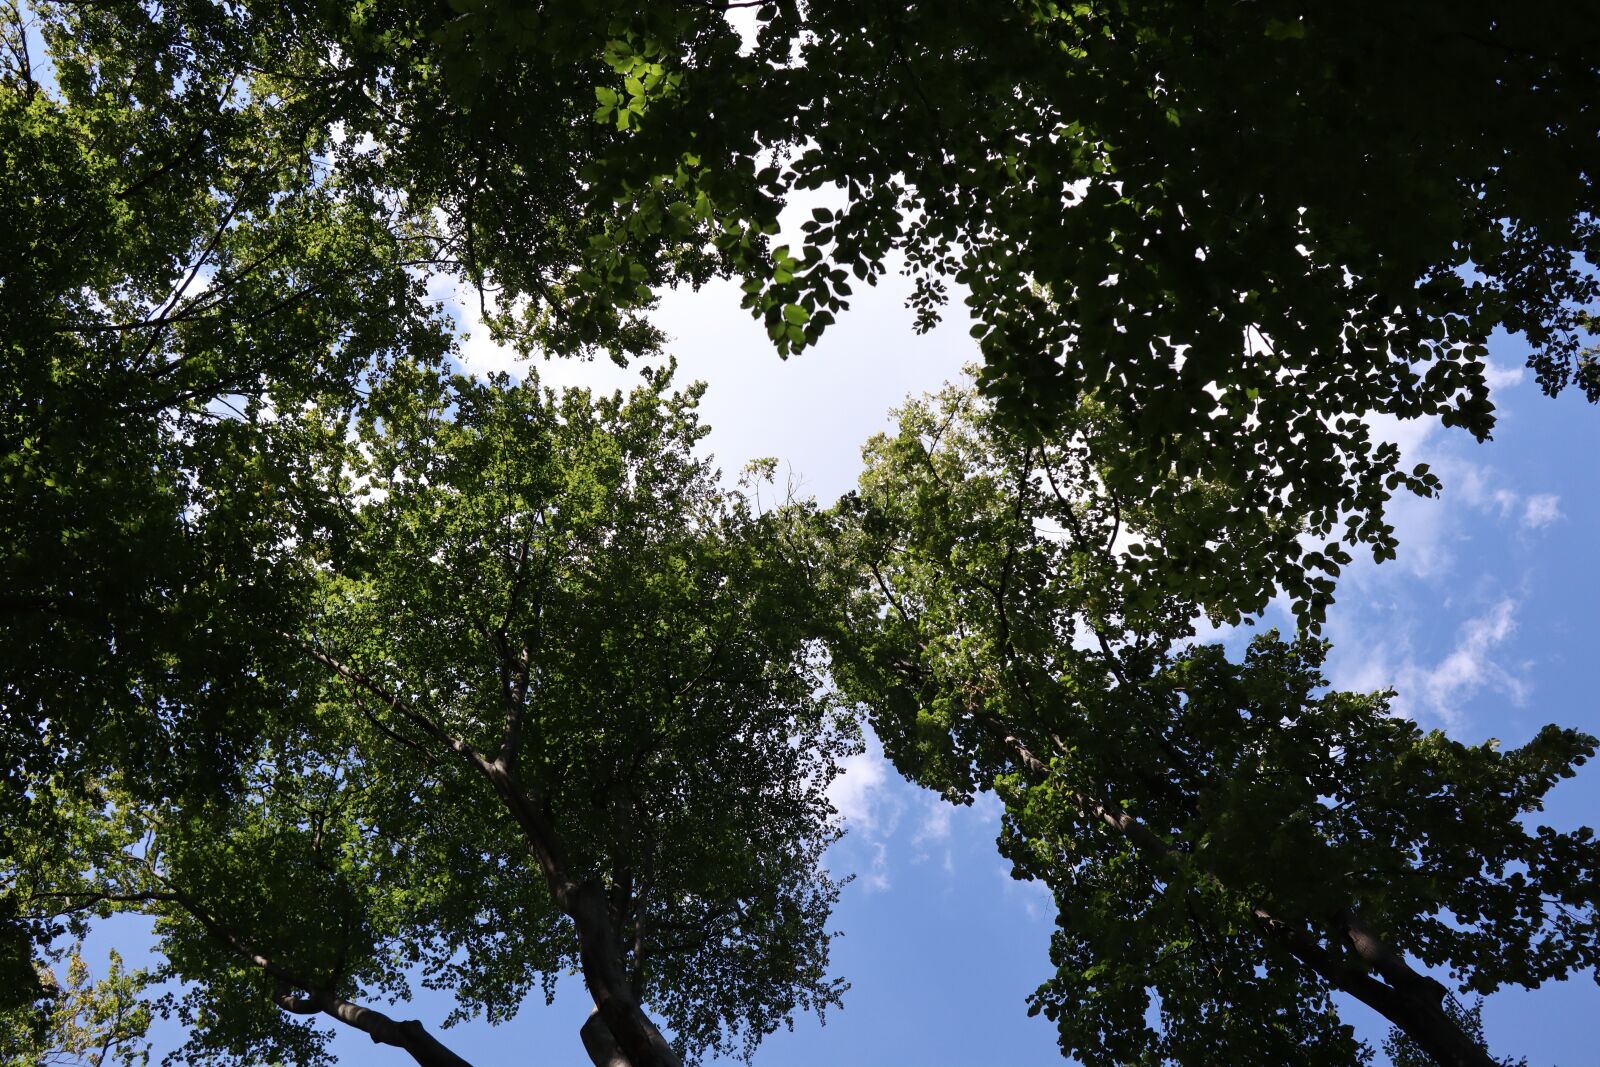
[78,236,1599,1067]
[19,6,1594,1063]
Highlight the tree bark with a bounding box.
[474,761,681,1067]
[581,1008,632,1067]
[567,880,683,1067]
[276,988,476,1067]
[1274,914,1497,1067]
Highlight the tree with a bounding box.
[9,0,1596,804]
[0,0,457,813]
[19,0,1597,630]
[2,946,153,1067]
[0,0,726,870]
[827,384,1600,1067]
[6,369,853,1067]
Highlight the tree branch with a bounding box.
[59,870,479,1067]
[300,641,495,775]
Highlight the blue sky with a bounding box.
[75,247,1598,1065]
[19,5,1593,1061]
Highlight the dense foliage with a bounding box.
[828,387,1599,1067]
[12,0,1599,636]
[4,1,1599,1065]
[7,369,851,1067]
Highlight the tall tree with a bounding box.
[20,0,1596,628]
[828,384,1600,1067]
[210,0,1598,625]
[6,370,851,1067]
[0,0,455,807]
[0,0,719,851]
[2,0,437,1000]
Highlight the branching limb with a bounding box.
[987,714,1494,1067]
[299,641,495,775]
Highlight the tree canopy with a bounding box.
[4,1,1599,1065]
[13,0,1599,635]
[829,386,1599,1067]
[7,368,851,1067]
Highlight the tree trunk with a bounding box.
[1272,916,1498,1067]
[568,880,683,1067]
[1348,983,1496,1067]
[317,1001,477,1067]
[275,984,475,1067]
[581,1008,632,1067]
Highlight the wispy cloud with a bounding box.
[1340,417,1563,586]
[998,866,1055,922]
[828,743,897,835]
[1521,494,1563,530]
[1482,360,1526,394]
[1416,598,1529,719]
[1330,597,1531,728]
[911,800,952,850]
[827,734,906,892]
[909,797,956,875]
[863,841,892,893]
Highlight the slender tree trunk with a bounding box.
[478,764,680,1067]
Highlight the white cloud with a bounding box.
[1188,612,1242,648]
[1337,419,1563,587]
[998,866,1055,922]
[1521,494,1563,530]
[1483,360,1526,394]
[912,800,952,849]
[970,793,1003,824]
[1417,598,1529,718]
[826,733,908,893]
[1448,459,1520,519]
[1329,597,1531,728]
[828,742,898,836]
[863,841,892,893]
[910,797,954,868]
[430,278,523,380]
[1364,408,1440,466]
